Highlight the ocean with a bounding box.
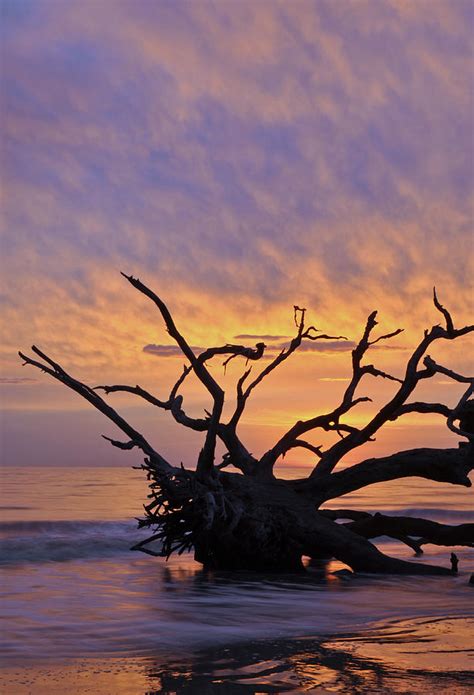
[1,465,473,693]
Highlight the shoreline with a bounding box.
[2,617,474,694]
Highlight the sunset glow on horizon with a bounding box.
[1,0,472,470]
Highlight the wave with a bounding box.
[1,506,471,567]
[0,519,158,566]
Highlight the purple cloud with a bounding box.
[0,377,37,385]
[233,334,291,341]
[273,340,356,353]
[143,344,203,358]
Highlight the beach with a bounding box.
[1,466,473,693]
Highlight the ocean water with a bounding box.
[0,465,473,694]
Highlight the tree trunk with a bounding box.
[148,470,457,575]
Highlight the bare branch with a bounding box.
[258,312,402,474]
[227,307,347,432]
[258,410,363,468]
[302,327,348,341]
[198,342,266,367]
[448,386,474,440]
[423,355,473,383]
[94,364,212,434]
[433,286,454,334]
[31,345,68,376]
[94,362,256,472]
[19,348,173,472]
[413,356,474,440]
[344,513,474,549]
[121,273,224,478]
[294,305,305,328]
[283,439,323,459]
[391,401,452,419]
[169,395,209,431]
[293,447,474,504]
[310,306,474,477]
[227,348,289,430]
[101,435,138,450]
[169,364,193,400]
[350,396,373,407]
[236,367,252,397]
[339,313,404,409]
[369,327,404,346]
[95,383,169,408]
[362,364,403,384]
[121,273,197,365]
[388,396,474,441]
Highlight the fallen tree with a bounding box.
[19,277,473,575]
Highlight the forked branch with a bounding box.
[121,273,225,478]
[19,346,173,472]
[228,304,347,431]
[307,291,473,477]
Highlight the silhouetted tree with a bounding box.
[19,276,473,574]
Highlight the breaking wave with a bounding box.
[1,504,471,566]
[0,519,154,565]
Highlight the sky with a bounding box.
[1,0,473,470]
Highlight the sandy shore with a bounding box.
[2,617,474,695]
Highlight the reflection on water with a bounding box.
[145,621,474,694]
[2,620,473,694]
[2,551,474,662]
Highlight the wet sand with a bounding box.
[2,616,474,694]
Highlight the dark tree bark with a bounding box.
[19,280,473,576]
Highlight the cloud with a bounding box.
[370,343,409,352]
[0,377,37,385]
[143,344,202,358]
[233,334,291,341]
[276,340,356,353]
[1,0,472,421]
[143,339,357,360]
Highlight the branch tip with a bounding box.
[433,287,454,333]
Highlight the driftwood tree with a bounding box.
[20,276,473,575]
